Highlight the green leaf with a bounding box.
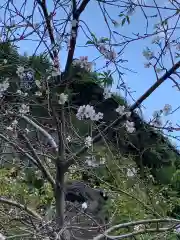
[86,40,94,45]
[119,13,124,17]
[100,37,109,43]
[122,18,126,26]
[91,33,98,43]
[126,16,130,24]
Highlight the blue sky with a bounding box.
[1,0,180,146]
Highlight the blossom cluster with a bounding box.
[76,105,103,121]
[115,105,135,133]
[6,119,18,131]
[127,167,137,177]
[98,43,116,61]
[134,224,145,232]
[58,93,68,105]
[103,88,112,99]
[0,233,5,240]
[16,89,28,97]
[19,104,30,115]
[142,48,154,60]
[85,136,92,148]
[72,56,93,72]
[85,155,106,167]
[151,104,172,127]
[0,78,9,98]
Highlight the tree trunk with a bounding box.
[55,163,65,228]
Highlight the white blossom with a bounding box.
[35,91,42,97]
[3,59,7,64]
[6,126,13,131]
[134,224,145,232]
[125,120,135,133]
[12,119,18,127]
[151,35,161,44]
[116,105,125,115]
[98,44,116,61]
[72,57,93,72]
[99,44,107,54]
[91,112,103,121]
[16,90,28,97]
[16,89,22,95]
[127,168,137,177]
[82,202,88,210]
[76,105,103,121]
[85,136,92,148]
[66,135,72,142]
[16,66,25,78]
[143,48,154,60]
[152,110,163,127]
[105,49,116,61]
[115,105,131,118]
[103,88,112,99]
[58,93,68,105]
[0,233,6,240]
[25,128,30,134]
[86,159,98,167]
[100,157,106,165]
[35,80,42,89]
[163,104,172,116]
[19,104,30,114]
[85,156,98,167]
[0,79,9,97]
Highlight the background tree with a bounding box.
[0,0,180,239]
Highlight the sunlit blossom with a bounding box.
[58,93,68,105]
[85,136,92,148]
[19,104,30,114]
[76,105,103,121]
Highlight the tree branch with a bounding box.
[0,134,39,167]
[20,133,55,188]
[64,0,90,74]
[0,197,42,220]
[20,115,58,153]
[37,0,59,68]
[130,60,180,111]
[94,218,180,240]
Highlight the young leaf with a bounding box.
[91,33,98,43]
[86,40,94,45]
[122,18,126,26]
[121,18,126,26]
[119,13,124,17]
[126,16,130,24]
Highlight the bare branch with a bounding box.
[94,218,180,240]
[20,115,58,153]
[64,0,90,74]
[20,133,55,188]
[0,197,42,220]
